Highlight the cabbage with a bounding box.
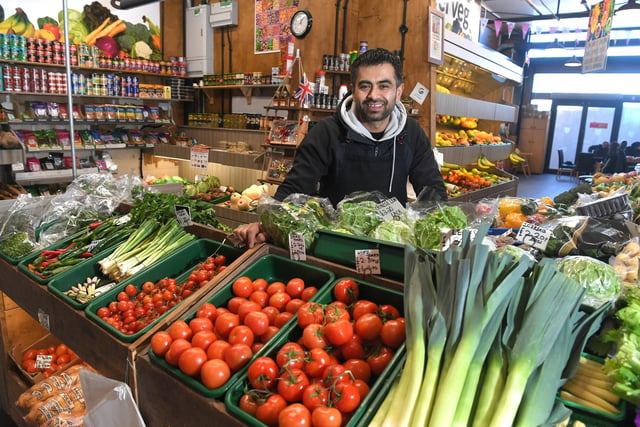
[369,220,414,245]
[336,201,382,236]
[493,244,536,269]
[556,255,622,309]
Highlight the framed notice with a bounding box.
[428,8,445,65]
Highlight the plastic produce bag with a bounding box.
[80,369,145,427]
[556,255,622,309]
[0,194,52,256]
[334,191,389,236]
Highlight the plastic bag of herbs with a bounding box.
[0,194,53,259]
[258,193,335,250]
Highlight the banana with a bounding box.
[477,158,490,170]
[479,155,495,167]
[443,161,460,169]
[1,8,30,35]
[509,152,525,164]
[0,17,15,33]
[22,23,35,38]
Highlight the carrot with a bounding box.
[83,17,111,45]
[151,34,161,50]
[107,22,127,38]
[94,19,123,41]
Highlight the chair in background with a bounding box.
[573,152,596,182]
[512,147,531,176]
[556,149,576,180]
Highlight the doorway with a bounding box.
[546,100,621,171]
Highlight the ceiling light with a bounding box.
[564,55,582,67]
[547,38,565,51]
[617,0,640,13]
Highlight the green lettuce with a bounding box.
[369,220,414,245]
[414,205,468,250]
[556,255,622,309]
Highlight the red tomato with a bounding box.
[353,378,370,399]
[276,342,306,370]
[247,356,279,390]
[274,311,294,328]
[339,334,367,360]
[324,319,354,346]
[116,291,129,302]
[21,359,38,374]
[21,349,38,362]
[269,292,291,312]
[251,342,264,354]
[200,358,230,389]
[168,320,193,341]
[378,304,401,320]
[354,313,383,341]
[332,382,361,413]
[252,278,268,292]
[312,406,342,427]
[189,317,213,334]
[297,302,324,328]
[267,281,286,296]
[178,347,207,376]
[343,358,371,383]
[150,331,173,357]
[256,394,287,427]
[228,325,255,347]
[244,311,270,336]
[250,290,269,308]
[239,393,259,417]
[277,368,310,402]
[164,338,191,366]
[232,276,254,298]
[322,364,352,387]
[196,302,217,322]
[302,323,328,349]
[304,347,331,379]
[213,254,226,265]
[285,278,305,298]
[380,318,406,349]
[227,296,249,314]
[301,382,329,411]
[125,284,137,296]
[324,304,350,323]
[278,403,311,427]
[206,340,231,360]
[224,343,253,372]
[300,286,318,302]
[333,278,359,304]
[367,345,394,376]
[214,312,240,339]
[260,325,280,343]
[96,307,110,318]
[261,306,279,324]
[191,330,217,351]
[352,299,379,320]
[285,298,305,314]
[237,301,262,323]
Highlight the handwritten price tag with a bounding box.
[376,197,405,221]
[35,354,53,369]
[175,205,193,227]
[355,249,381,275]
[440,228,476,250]
[288,233,307,261]
[516,222,552,250]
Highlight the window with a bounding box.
[531,73,640,95]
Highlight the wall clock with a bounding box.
[290,10,313,39]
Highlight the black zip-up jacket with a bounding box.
[275,100,447,206]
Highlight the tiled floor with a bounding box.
[516,172,579,200]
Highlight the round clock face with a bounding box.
[290,10,312,38]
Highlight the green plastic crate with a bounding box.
[224,277,406,427]
[148,254,336,398]
[311,229,405,281]
[85,238,245,343]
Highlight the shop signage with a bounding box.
[589,122,608,129]
[288,233,307,261]
[436,0,481,42]
[516,222,552,251]
[582,0,615,73]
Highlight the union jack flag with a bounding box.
[294,73,314,107]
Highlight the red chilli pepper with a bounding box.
[80,252,93,258]
[39,261,50,268]
[89,221,104,229]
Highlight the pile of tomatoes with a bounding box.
[19,342,79,379]
[95,254,228,335]
[235,278,406,427]
[149,274,320,391]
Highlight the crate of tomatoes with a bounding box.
[224,277,406,427]
[10,333,81,384]
[84,238,244,343]
[147,254,336,398]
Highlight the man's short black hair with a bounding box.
[350,48,403,86]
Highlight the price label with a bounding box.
[440,228,476,250]
[516,222,552,250]
[376,197,405,221]
[37,308,50,330]
[11,162,24,172]
[190,147,209,170]
[288,233,307,261]
[35,354,53,369]
[87,238,104,253]
[114,214,131,226]
[355,249,381,275]
[175,205,193,227]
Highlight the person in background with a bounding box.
[234,48,447,247]
[588,141,609,162]
[625,141,640,158]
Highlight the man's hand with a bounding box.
[233,222,268,248]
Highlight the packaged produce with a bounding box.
[556,256,622,309]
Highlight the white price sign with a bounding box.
[35,354,53,369]
[174,205,193,227]
[288,233,307,261]
[376,197,405,221]
[440,228,476,250]
[355,249,381,275]
[516,222,552,250]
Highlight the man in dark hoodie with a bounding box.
[235,48,446,247]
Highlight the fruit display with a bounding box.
[16,340,80,380]
[494,196,555,228]
[436,114,478,129]
[435,129,504,146]
[509,151,527,165]
[0,8,35,38]
[441,164,511,198]
[219,184,271,211]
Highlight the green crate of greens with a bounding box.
[0,232,40,265]
[148,254,335,398]
[312,229,405,281]
[85,238,244,343]
[224,277,406,427]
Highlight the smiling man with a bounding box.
[235,48,446,247]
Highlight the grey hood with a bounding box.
[339,95,408,140]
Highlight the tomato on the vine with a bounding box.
[311,406,342,427]
[301,382,329,410]
[276,342,305,370]
[323,319,354,346]
[255,393,287,427]
[247,356,279,390]
[343,358,371,383]
[278,403,311,427]
[333,278,359,304]
[378,304,401,320]
[277,368,310,403]
[367,345,394,376]
[304,347,331,378]
[297,302,324,327]
[354,312,383,341]
[332,382,361,413]
[302,323,328,350]
[239,393,260,417]
[380,318,406,349]
[351,299,378,320]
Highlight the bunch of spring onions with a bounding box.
[370,227,612,427]
[98,218,195,281]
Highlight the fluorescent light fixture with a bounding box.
[617,0,640,13]
[564,55,582,67]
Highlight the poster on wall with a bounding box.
[0,0,160,58]
[582,0,615,73]
[254,0,298,54]
[436,0,481,42]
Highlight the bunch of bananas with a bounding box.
[0,8,35,38]
[476,155,496,170]
[509,152,526,164]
